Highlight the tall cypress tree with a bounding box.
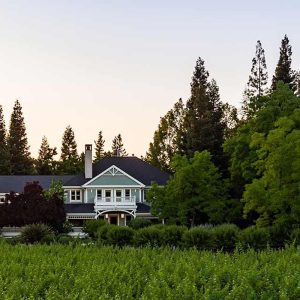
[183,57,225,170]
[242,40,268,118]
[36,136,57,174]
[58,125,81,174]
[0,105,10,174]
[271,35,296,91]
[146,98,185,172]
[7,100,33,174]
[112,134,127,156]
[94,130,105,162]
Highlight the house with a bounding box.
[0,145,170,226]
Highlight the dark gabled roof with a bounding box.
[64,203,151,214]
[0,175,74,193]
[64,156,170,186]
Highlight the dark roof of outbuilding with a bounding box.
[64,202,151,214]
[64,156,170,186]
[0,175,74,193]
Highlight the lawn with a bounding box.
[1,242,300,299]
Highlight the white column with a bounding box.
[85,189,88,203]
[139,189,142,203]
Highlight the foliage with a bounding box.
[148,151,228,226]
[55,234,73,245]
[238,226,270,250]
[146,98,185,173]
[127,218,151,230]
[290,228,300,246]
[0,182,66,231]
[0,105,10,174]
[7,100,34,175]
[106,226,135,247]
[242,40,268,118]
[133,226,164,247]
[43,180,64,201]
[111,133,127,156]
[211,224,240,252]
[35,136,57,174]
[159,225,187,247]
[20,224,54,244]
[82,219,107,238]
[182,226,214,250]
[94,130,105,162]
[58,125,81,174]
[272,35,296,91]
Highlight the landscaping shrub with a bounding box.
[96,224,112,243]
[107,226,135,247]
[290,228,300,246]
[134,226,163,247]
[160,225,187,247]
[56,234,73,245]
[238,226,270,250]
[182,226,214,250]
[269,224,290,249]
[83,219,107,238]
[211,224,240,252]
[20,224,54,244]
[61,221,73,233]
[128,218,151,230]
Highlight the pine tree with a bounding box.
[242,40,268,118]
[112,134,127,156]
[183,57,225,171]
[271,35,296,91]
[7,100,33,174]
[94,130,105,162]
[0,105,10,174]
[146,98,185,172]
[58,125,81,174]
[36,136,57,174]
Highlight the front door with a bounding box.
[110,216,118,225]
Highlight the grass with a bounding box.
[1,241,300,299]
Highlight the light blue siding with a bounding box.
[86,174,140,186]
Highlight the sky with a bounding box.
[0,0,299,158]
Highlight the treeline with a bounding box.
[146,35,300,228]
[0,102,128,175]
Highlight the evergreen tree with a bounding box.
[94,130,105,162]
[146,98,185,172]
[242,40,268,118]
[7,100,33,174]
[183,57,225,171]
[36,136,57,174]
[0,105,10,174]
[271,35,296,91]
[112,134,127,156]
[58,125,81,174]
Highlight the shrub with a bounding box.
[160,225,187,247]
[83,219,107,238]
[134,226,163,247]
[211,224,240,252]
[56,234,73,245]
[107,226,135,247]
[61,221,73,233]
[290,228,300,246]
[128,218,151,230]
[238,226,270,250]
[269,224,290,249]
[182,226,214,250]
[20,224,54,244]
[96,225,112,243]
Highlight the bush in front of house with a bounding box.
[56,234,74,245]
[20,224,55,244]
[159,225,187,247]
[106,226,135,247]
[128,218,152,230]
[96,224,112,244]
[238,226,270,250]
[134,226,164,247]
[211,224,240,252]
[290,228,300,246]
[83,219,107,238]
[269,224,290,249]
[182,226,214,250]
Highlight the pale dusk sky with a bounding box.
[0,1,299,158]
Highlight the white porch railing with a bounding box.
[94,196,136,206]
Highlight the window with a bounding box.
[125,189,130,200]
[105,190,111,202]
[70,190,81,201]
[97,189,102,200]
[116,190,122,202]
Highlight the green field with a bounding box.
[1,242,300,299]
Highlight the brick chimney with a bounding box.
[85,144,92,179]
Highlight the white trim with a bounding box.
[69,189,82,203]
[82,165,145,187]
[63,186,81,189]
[86,185,141,188]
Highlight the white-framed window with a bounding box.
[70,190,81,202]
[97,189,102,200]
[125,189,130,200]
[105,190,111,202]
[115,189,122,202]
